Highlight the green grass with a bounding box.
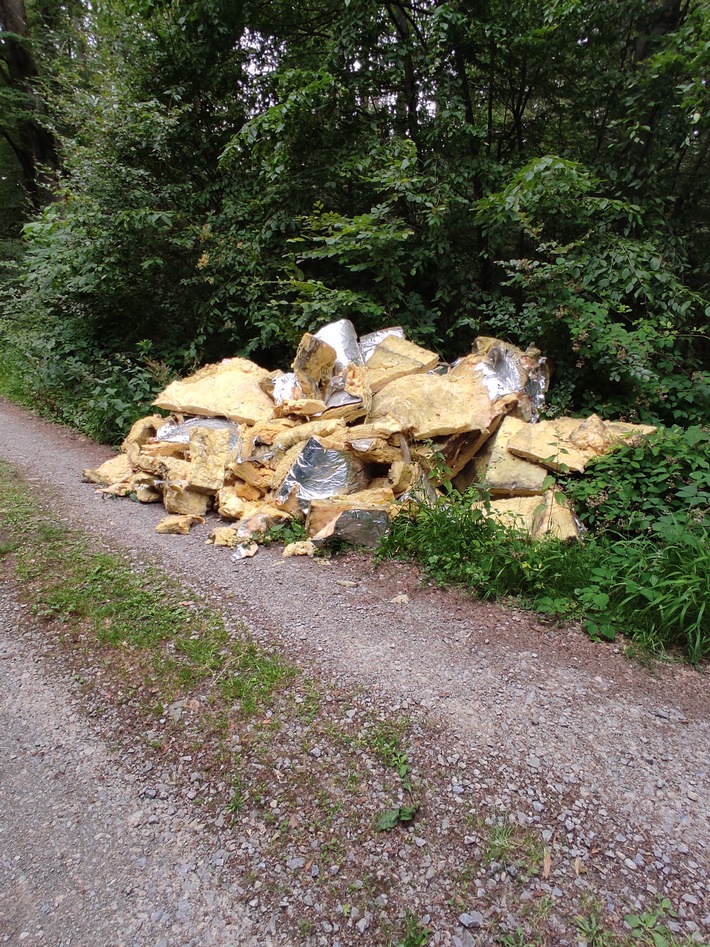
[572,897,699,947]
[394,911,429,947]
[218,642,295,715]
[474,812,545,880]
[0,458,290,709]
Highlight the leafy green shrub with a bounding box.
[564,426,710,537]
[379,495,530,595]
[471,156,710,423]
[0,298,172,444]
[584,528,710,664]
[378,492,604,601]
[260,519,308,547]
[378,491,709,663]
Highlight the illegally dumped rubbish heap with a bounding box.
[82,320,655,557]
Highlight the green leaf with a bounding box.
[375,805,418,832]
[375,809,402,832]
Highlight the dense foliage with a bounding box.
[1,0,709,438]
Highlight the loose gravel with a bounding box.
[0,588,271,947]
[0,397,708,946]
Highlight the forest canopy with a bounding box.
[1,0,709,440]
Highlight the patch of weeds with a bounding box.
[575,897,696,947]
[319,837,344,864]
[495,929,542,946]
[563,426,710,537]
[226,773,245,814]
[293,684,321,722]
[484,815,517,863]
[356,721,412,781]
[0,459,300,747]
[345,764,361,793]
[219,642,295,716]
[393,910,429,947]
[624,898,682,946]
[483,813,544,879]
[576,907,617,947]
[175,632,228,671]
[356,720,419,832]
[447,864,476,909]
[522,893,555,930]
[260,518,308,546]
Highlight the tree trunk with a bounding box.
[0,0,60,205]
[386,1,419,140]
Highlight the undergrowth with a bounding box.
[0,299,176,444]
[378,464,710,665]
[563,425,710,537]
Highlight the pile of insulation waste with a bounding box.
[83,320,656,558]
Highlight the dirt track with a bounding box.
[1,397,708,945]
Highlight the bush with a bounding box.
[378,489,709,664]
[586,529,710,664]
[0,297,172,444]
[563,426,710,537]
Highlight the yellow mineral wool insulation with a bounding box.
[226,459,274,491]
[364,335,439,393]
[292,333,337,397]
[370,371,515,440]
[387,461,415,495]
[209,526,241,547]
[155,514,205,534]
[272,419,346,453]
[216,487,246,520]
[464,415,550,495]
[162,483,211,516]
[121,414,165,466]
[506,415,656,474]
[187,427,235,494]
[272,397,329,419]
[283,540,317,557]
[82,453,133,486]
[472,491,580,542]
[153,358,276,425]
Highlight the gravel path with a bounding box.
[0,587,273,947]
[1,397,709,945]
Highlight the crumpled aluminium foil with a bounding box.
[155,416,242,445]
[314,319,366,408]
[315,509,391,547]
[270,372,301,406]
[314,319,363,372]
[230,542,259,562]
[275,436,369,512]
[474,344,549,421]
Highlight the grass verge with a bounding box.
[0,459,426,944]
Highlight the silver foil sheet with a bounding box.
[275,436,369,512]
